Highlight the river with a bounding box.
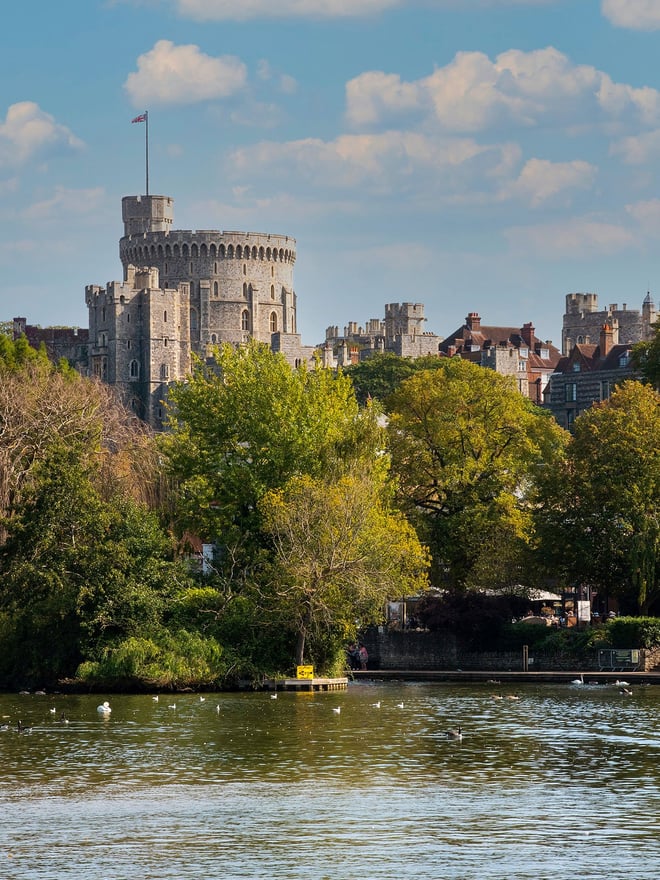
[1,680,658,879]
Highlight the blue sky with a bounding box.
[2,0,660,348]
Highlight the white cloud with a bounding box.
[601,0,660,30]
[610,128,660,163]
[0,102,83,168]
[257,60,298,94]
[22,186,105,221]
[625,198,660,235]
[229,130,518,194]
[124,40,247,106]
[505,216,635,258]
[165,0,555,21]
[502,158,597,207]
[346,47,660,133]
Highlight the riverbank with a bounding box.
[352,669,660,684]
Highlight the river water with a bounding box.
[1,680,658,879]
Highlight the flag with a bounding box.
[131,113,147,124]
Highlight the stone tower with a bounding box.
[562,291,656,356]
[87,194,314,428]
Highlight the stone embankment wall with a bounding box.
[361,630,626,672]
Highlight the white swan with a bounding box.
[97,701,111,714]
[571,674,585,686]
[332,706,341,714]
[396,702,404,709]
[614,680,630,688]
[372,701,381,709]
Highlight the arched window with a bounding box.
[191,243,198,258]
[182,243,189,258]
[243,282,248,298]
[241,309,250,331]
[213,280,219,296]
[271,284,275,300]
[211,333,217,344]
[270,312,278,333]
[129,359,139,379]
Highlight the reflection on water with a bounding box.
[1,682,659,879]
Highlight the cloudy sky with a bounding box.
[2,0,660,347]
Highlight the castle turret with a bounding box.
[122,195,174,236]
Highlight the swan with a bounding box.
[372,701,381,709]
[168,703,176,710]
[571,674,585,686]
[97,701,111,714]
[447,727,463,741]
[614,680,630,688]
[396,702,404,709]
[17,720,32,734]
[49,707,56,714]
[620,687,633,696]
[332,706,341,714]
[270,693,278,700]
[152,695,159,702]
[199,696,206,703]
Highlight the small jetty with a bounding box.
[268,676,348,692]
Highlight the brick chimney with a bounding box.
[521,322,534,348]
[599,323,613,357]
[466,312,481,331]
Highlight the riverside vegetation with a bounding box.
[1,327,659,691]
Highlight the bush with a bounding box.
[606,617,660,649]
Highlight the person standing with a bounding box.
[359,644,369,670]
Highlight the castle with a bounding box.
[85,194,316,427]
[562,292,656,355]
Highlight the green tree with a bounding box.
[162,341,420,673]
[162,341,383,568]
[259,471,429,668]
[632,321,660,390]
[344,352,447,406]
[386,358,567,588]
[534,381,660,614]
[0,443,188,686]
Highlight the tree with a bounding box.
[162,341,384,570]
[632,321,660,390]
[386,357,567,588]
[344,352,447,406]
[259,471,429,667]
[534,381,660,614]
[162,341,424,673]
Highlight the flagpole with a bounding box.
[145,110,149,196]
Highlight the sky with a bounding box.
[2,0,660,348]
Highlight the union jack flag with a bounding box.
[131,113,147,124]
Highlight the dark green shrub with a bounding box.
[607,617,660,648]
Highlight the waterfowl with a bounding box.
[396,702,404,709]
[17,720,32,734]
[97,701,111,714]
[270,693,278,700]
[152,695,159,702]
[59,711,69,724]
[332,706,341,714]
[372,701,381,709]
[614,680,630,688]
[447,727,463,741]
[571,674,585,686]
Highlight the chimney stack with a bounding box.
[599,323,613,357]
[466,312,481,331]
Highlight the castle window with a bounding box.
[270,312,278,333]
[127,339,131,350]
[271,284,275,300]
[271,266,274,277]
[213,280,219,296]
[237,246,242,259]
[100,333,107,347]
[102,307,106,321]
[190,262,193,273]
[241,309,250,331]
[192,244,198,258]
[243,264,246,275]
[165,262,168,274]
[129,359,139,379]
[182,244,189,258]
[190,308,198,330]
[228,245,234,258]
[164,337,168,347]
[160,363,170,380]
[211,334,217,344]
[164,310,168,322]
[127,313,130,323]
[214,262,218,273]
[601,380,611,400]
[243,282,248,298]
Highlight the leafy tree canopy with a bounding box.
[386,357,567,589]
[534,380,660,614]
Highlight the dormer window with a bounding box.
[572,362,580,372]
[519,347,528,358]
[619,352,630,367]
